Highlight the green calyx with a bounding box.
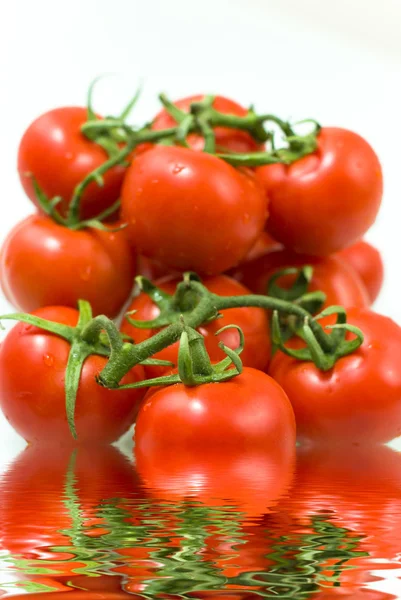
[157,92,321,165]
[272,305,364,371]
[124,273,219,332]
[97,273,364,389]
[0,300,172,440]
[267,266,326,349]
[116,322,244,391]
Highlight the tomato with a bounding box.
[256,128,383,256]
[121,275,271,377]
[18,107,127,220]
[0,306,145,444]
[268,308,401,445]
[121,146,267,275]
[337,239,384,304]
[0,215,135,317]
[136,445,295,520]
[135,367,296,454]
[152,94,261,153]
[136,254,174,282]
[238,230,282,263]
[231,249,370,308]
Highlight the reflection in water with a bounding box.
[0,444,399,598]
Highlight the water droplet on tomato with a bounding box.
[243,213,250,223]
[172,164,185,175]
[43,354,54,367]
[151,179,159,184]
[79,265,92,281]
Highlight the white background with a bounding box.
[1,2,401,596]
[0,0,401,459]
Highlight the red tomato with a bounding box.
[135,367,296,454]
[337,239,384,304]
[0,306,145,444]
[121,275,271,377]
[136,444,295,520]
[121,146,267,275]
[268,308,401,445]
[231,249,370,308]
[152,94,261,153]
[136,254,175,282]
[18,107,127,220]
[238,230,282,263]
[256,128,383,256]
[0,215,135,317]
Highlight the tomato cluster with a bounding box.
[0,83,398,456]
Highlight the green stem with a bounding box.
[99,287,215,387]
[98,281,335,387]
[67,136,134,226]
[81,315,123,350]
[214,293,334,353]
[209,110,294,138]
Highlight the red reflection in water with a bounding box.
[0,445,140,593]
[135,445,296,520]
[280,445,401,597]
[0,443,399,598]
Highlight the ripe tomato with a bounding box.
[231,249,370,308]
[121,146,267,275]
[18,107,127,220]
[337,240,384,304]
[238,230,282,263]
[152,94,261,153]
[268,308,401,445]
[0,306,145,444]
[136,445,295,520]
[0,215,135,317]
[136,254,174,282]
[135,367,296,454]
[256,128,383,256]
[121,275,271,377]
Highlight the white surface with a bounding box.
[0,0,401,459]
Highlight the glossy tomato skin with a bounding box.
[136,254,175,282]
[0,306,146,445]
[121,146,268,275]
[256,128,383,256]
[152,94,261,153]
[337,239,384,304]
[121,275,271,377]
[18,107,127,220]
[231,249,370,308]
[269,308,401,445]
[135,367,296,454]
[0,215,135,317]
[239,230,282,263]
